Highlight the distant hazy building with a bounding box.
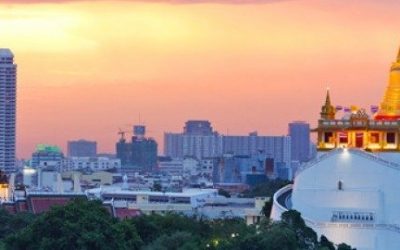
[164,120,222,159]
[67,140,97,157]
[165,122,291,165]
[158,157,184,175]
[184,120,213,135]
[200,158,216,176]
[164,133,184,158]
[288,121,310,163]
[0,49,16,173]
[222,133,291,167]
[216,154,250,184]
[116,125,157,171]
[31,145,65,171]
[66,156,120,172]
[131,136,157,170]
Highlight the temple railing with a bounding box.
[349,149,400,171]
[319,119,400,128]
[296,148,400,177]
[305,219,400,234]
[296,149,341,176]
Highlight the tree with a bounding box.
[4,199,142,250]
[143,231,201,250]
[261,223,298,250]
[320,235,335,250]
[0,209,35,240]
[261,199,273,218]
[241,179,291,198]
[337,243,356,250]
[281,210,318,249]
[113,220,143,249]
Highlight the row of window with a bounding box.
[331,211,375,222]
[324,132,396,144]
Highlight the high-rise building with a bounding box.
[133,125,146,137]
[288,121,310,163]
[164,120,222,159]
[164,122,291,164]
[184,120,213,135]
[130,136,157,171]
[0,49,16,173]
[116,125,158,171]
[164,133,184,158]
[222,133,291,166]
[67,140,97,157]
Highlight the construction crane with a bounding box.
[118,128,129,142]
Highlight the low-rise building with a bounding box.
[86,187,218,215]
[244,197,269,225]
[66,156,121,171]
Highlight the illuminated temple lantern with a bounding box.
[313,48,400,151]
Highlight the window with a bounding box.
[370,133,380,143]
[331,211,374,222]
[324,132,333,143]
[387,132,396,144]
[339,132,348,144]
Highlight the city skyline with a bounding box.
[1,1,400,158]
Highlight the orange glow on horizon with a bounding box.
[1,1,400,158]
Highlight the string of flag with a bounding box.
[335,105,379,114]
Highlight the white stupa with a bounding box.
[271,148,400,250]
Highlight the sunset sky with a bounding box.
[1,0,400,158]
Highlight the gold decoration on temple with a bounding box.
[320,89,336,120]
[313,47,400,151]
[375,47,400,120]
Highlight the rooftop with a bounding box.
[0,48,13,58]
[87,186,217,198]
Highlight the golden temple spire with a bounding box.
[325,88,332,106]
[397,46,400,63]
[375,47,400,120]
[320,88,336,120]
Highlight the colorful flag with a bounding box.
[350,105,359,113]
[370,105,379,113]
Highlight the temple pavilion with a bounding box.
[314,47,400,151]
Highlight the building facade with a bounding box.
[66,157,120,171]
[0,49,16,173]
[164,120,222,159]
[164,121,291,165]
[222,133,291,166]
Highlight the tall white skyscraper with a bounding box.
[0,49,16,173]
